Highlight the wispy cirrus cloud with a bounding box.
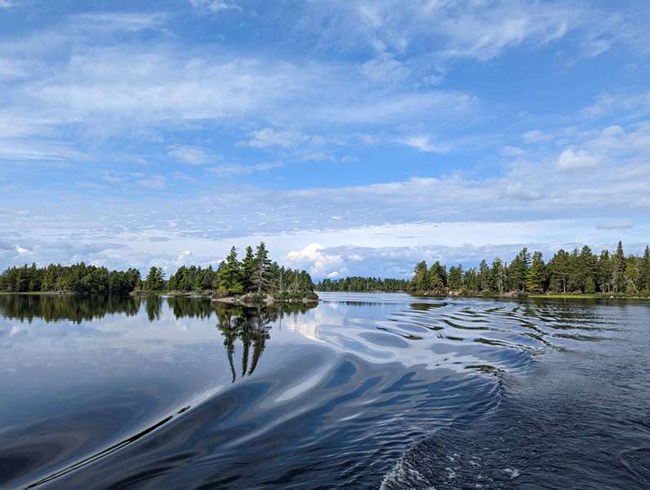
[188,0,241,14]
[168,145,212,165]
[207,161,283,177]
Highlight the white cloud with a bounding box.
[583,92,650,120]
[501,183,543,202]
[136,175,167,189]
[243,128,308,149]
[399,134,449,153]
[596,221,635,231]
[522,129,549,143]
[286,243,347,278]
[360,54,410,85]
[296,0,608,63]
[207,162,282,177]
[168,145,211,165]
[67,12,167,33]
[188,0,241,13]
[556,147,602,170]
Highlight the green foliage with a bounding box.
[252,242,273,294]
[526,251,547,294]
[448,265,463,291]
[168,265,216,292]
[0,242,314,298]
[213,243,315,297]
[0,263,140,295]
[640,246,650,294]
[411,261,430,293]
[143,266,165,292]
[406,241,649,297]
[316,276,410,292]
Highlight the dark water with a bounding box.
[0,293,648,489]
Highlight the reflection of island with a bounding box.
[0,294,142,324]
[215,303,316,383]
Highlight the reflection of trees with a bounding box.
[166,296,214,319]
[215,303,316,383]
[0,294,141,324]
[145,294,162,322]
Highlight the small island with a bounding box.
[207,243,318,305]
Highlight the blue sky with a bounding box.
[1,0,649,279]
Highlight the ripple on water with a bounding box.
[2,293,643,489]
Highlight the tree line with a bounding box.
[0,263,141,295]
[410,241,650,296]
[0,242,315,297]
[316,276,410,292]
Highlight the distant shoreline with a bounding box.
[2,290,648,302]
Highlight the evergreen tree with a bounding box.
[241,246,256,292]
[579,246,598,294]
[217,246,243,294]
[640,246,650,294]
[526,251,546,293]
[624,257,640,295]
[144,267,165,291]
[448,264,463,291]
[508,248,530,292]
[411,261,429,292]
[598,250,613,293]
[253,242,273,294]
[549,249,570,293]
[612,241,626,293]
[478,259,490,292]
[428,261,447,291]
[490,258,507,294]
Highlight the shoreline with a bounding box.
[317,290,650,301]
[2,290,648,302]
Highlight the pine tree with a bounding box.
[490,258,507,294]
[448,265,463,291]
[598,250,613,293]
[549,249,570,293]
[478,259,490,292]
[217,246,243,293]
[526,251,546,293]
[429,261,447,291]
[579,246,597,294]
[411,261,429,292]
[508,248,530,293]
[253,242,273,294]
[612,241,626,293]
[640,246,650,294]
[241,246,256,292]
[144,266,165,291]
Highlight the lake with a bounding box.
[0,292,649,489]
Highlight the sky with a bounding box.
[1,0,649,279]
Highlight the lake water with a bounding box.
[0,292,649,489]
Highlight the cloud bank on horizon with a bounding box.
[1,0,649,278]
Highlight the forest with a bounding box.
[0,242,315,297]
[409,241,650,296]
[316,276,410,292]
[315,242,650,297]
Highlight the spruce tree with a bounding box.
[612,241,626,293]
[217,247,243,293]
[253,242,273,294]
[241,246,256,292]
[411,261,429,292]
[640,246,650,294]
[526,251,546,293]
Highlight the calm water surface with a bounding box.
[0,292,648,489]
